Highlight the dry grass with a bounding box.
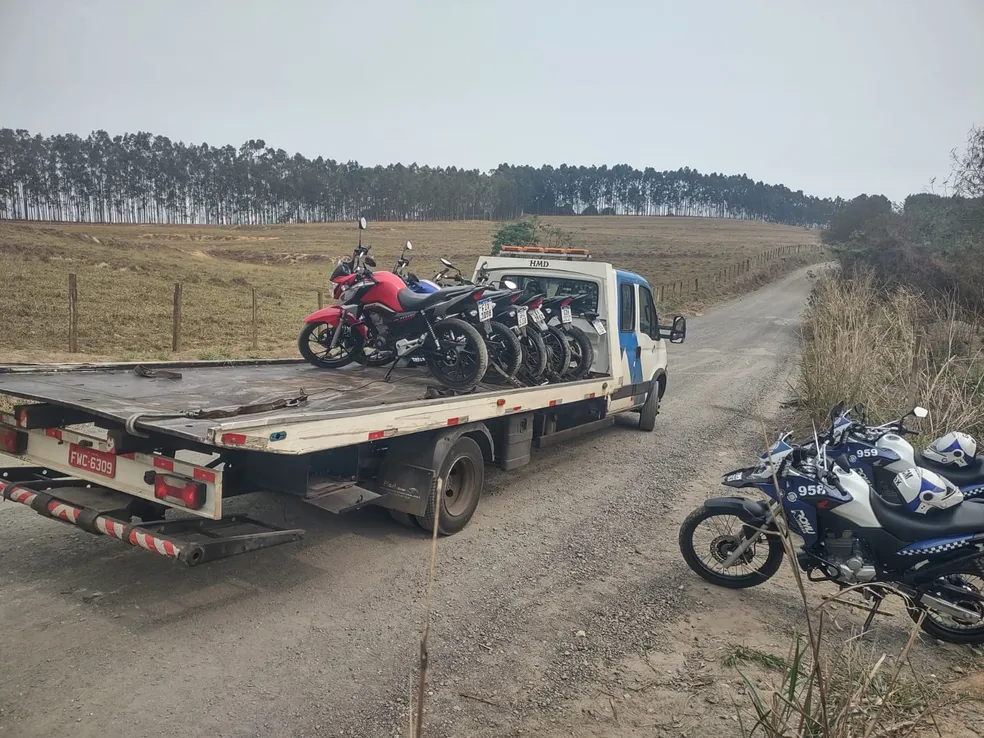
[0,217,819,359]
[797,268,984,439]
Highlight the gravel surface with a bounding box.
[0,266,819,738]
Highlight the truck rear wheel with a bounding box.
[415,436,484,535]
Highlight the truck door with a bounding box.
[636,283,666,391]
[610,280,643,413]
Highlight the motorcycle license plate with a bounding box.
[516,307,528,328]
[591,318,606,335]
[478,298,494,323]
[529,308,547,328]
[68,443,117,479]
[560,305,573,324]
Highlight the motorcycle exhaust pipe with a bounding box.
[920,594,984,624]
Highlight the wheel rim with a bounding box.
[433,326,479,382]
[544,333,565,372]
[922,574,984,631]
[487,330,511,373]
[307,323,358,362]
[568,336,583,370]
[443,454,478,518]
[689,513,770,579]
[522,337,540,372]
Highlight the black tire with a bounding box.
[540,326,571,382]
[564,325,594,380]
[678,505,784,588]
[483,321,523,384]
[908,564,984,645]
[639,379,660,432]
[388,509,421,529]
[414,436,484,535]
[519,329,549,384]
[424,317,489,391]
[298,321,364,368]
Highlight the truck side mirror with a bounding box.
[670,315,686,343]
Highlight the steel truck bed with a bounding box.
[0,359,615,453]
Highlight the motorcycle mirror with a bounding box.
[358,217,367,230]
[503,280,518,289]
[364,256,376,267]
[440,257,455,269]
[405,241,412,251]
[911,406,928,419]
[829,400,845,422]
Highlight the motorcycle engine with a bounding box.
[368,313,390,347]
[823,531,876,583]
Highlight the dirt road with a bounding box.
[1,265,828,738]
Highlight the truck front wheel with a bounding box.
[638,381,660,432]
[415,436,484,535]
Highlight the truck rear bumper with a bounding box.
[0,475,304,566]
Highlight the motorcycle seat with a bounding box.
[869,487,984,541]
[914,452,984,488]
[396,286,473,311]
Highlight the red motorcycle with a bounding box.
[298,219,491,391]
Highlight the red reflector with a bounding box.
[45,428,63,440]
[154,474,206,509]
[194,468,216,483]
[496,399,506,407]
[447,418,460,426]
[549,400,558,407]
[221,433,247,446]
[1,428,26,454]
[368,430,386,441]
[153,457,175,472]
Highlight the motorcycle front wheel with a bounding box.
[678,505,784,589]
[425,317,490,391]
[298,321,364,368]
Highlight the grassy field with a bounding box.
[0,216,820,360]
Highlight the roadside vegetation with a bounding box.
[799,124,984,439]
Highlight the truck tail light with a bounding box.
[154,474,206,509]
[0,427,27,455]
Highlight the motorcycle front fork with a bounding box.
[720,500,781,568]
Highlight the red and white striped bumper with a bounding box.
[1,479,200,564]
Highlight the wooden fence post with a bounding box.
[172,282,182,352]
[317,290,324,309]
[694,277,699,292]
[68,273,78,353]
[252,288,258,350]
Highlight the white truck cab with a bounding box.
[475,248,686,421]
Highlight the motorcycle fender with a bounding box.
[304,305,346,325]
[702,496,773,526]
[304,306,368,336]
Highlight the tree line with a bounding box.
[0,128,843,227]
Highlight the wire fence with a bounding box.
[50,243,824,356]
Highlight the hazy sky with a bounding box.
[2,0,982,203]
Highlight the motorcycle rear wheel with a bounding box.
[424,317,489,391]
[539,325,571,382]
[298,321,364,368]
[483,321,523,384]
[564,325,594,380]
[519,329,549,384]
[908,564,984,644]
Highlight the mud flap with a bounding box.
[375,423,492,516]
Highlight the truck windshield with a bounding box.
[502,275,599,313]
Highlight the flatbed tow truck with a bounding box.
[0,250,686,565]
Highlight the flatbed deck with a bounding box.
[0,360,615,453]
